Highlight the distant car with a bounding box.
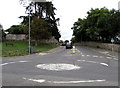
[61,43,66,46]
[66,43,73,49]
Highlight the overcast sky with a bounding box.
[0,0,120,41]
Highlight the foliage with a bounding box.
[19,1,61,41]
[65,40,69,44]
[59,40,63,43]
[30,17,52,45]
[45,17,61,41]
[0,24,6,40]
[6,25,26,34]
[0,24,2,30]
[71,37,77,43]
[72,8,120,43]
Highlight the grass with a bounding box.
[1,40,57,57]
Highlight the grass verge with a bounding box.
[1,40,57,57]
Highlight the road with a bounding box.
[2,46,118,86]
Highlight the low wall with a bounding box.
[40,37,58,44]
[75,42,120,52]
[6,34,27,40]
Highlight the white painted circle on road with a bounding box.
[36,63,81,71]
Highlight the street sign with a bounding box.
[111,38,114,43]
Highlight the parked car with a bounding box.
[66,43,73,49]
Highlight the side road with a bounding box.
[79,45,119,59]
[42,46,65,54]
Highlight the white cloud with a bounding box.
[0,0,119,40]
[0,0,26,29]
[53,0,120,40]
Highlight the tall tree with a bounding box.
[72,8,120,43]
[19,0,61,41]
[30,17,52,46]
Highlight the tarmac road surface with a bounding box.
[2,46,118,86]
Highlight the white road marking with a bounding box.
[23,77,105,84]
[1,60,29,66]
[23,77,45,83]
[86,55,90,57]
[93,56,98,58]
[77,60,109,67]
[106,57,118,60]
[113,58,118,60]
[106,57,112,59]
[36,63,81,71]
[48,79,106,84]
[87,61,98,64]
[81,55,85,57]
[77,60,86,62]
[1,63,9,66]
[100,63,109,67]
[77,60,98,64]
[18,61,29,63]
[80,54,117,61]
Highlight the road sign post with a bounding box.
[111,38,114,53]
[111,38,115,61]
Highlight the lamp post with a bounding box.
[26,2,32,55]
[28,12,31,55]
[28,0,55,54]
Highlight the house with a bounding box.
[6,34,58,44]
[6,34,27,40]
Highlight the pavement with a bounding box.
[37,46,65,55]
[1,45,118,86]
